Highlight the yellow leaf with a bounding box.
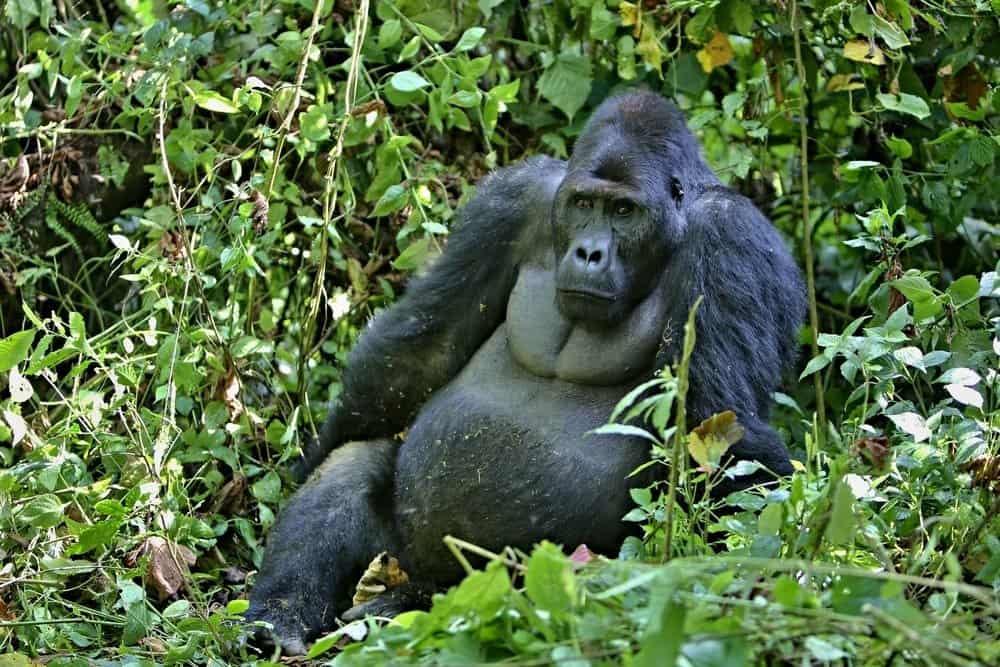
[826,73,866,92]
[696,32,734,73]
[620,1,639,34]
[688,410,745,473]
[843,39,885,65]
[636,19,663,73]
[790,459,807,472]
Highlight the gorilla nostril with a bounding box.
[575,247,588,261]
[589,250,602,264]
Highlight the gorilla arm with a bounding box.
[295,156,567,478]
[656,186,806,492]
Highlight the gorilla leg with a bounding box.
[246,439,399,654]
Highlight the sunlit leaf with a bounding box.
[844,39,885,65]
[0,330,34,373]
[877,92,931,119]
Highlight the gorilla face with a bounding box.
[552,159,683,326]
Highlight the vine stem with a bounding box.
[791,0,828,442]
[296,0,371,403]
[248,0,328,335]
[264,0,326,198]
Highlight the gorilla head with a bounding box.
[552,94,716,325]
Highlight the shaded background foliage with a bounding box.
[0,0,998,665]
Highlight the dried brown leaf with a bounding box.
[128,536,196,600]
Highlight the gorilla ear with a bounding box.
[670,176,684,204]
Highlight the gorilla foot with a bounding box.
[243,601,313,656]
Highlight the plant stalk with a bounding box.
[791,0,827,443]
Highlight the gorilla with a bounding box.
[246,91,805,653]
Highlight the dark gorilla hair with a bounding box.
[248,90,805,655]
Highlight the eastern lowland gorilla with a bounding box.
[246,91,805,653]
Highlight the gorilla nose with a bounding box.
[571,237,611,272]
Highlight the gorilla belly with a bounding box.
[394,325,651,581]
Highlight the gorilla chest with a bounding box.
[505,264,668,385]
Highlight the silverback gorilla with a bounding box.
[247,91,805,653]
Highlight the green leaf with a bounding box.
[448,90,479,108]
[251,471,282,504]
[73,519,122,554]
[398,35,421,61]
[489,79,519,103]
[945,384,983,409]
[773,575,805,607]
[969,135,995,166]
[65,75,82,118]
[377,19,402,50]
[372,184,408,216]
[462,54,492,79]
[227,599,249,614]
[806,637,849,661]
[728,0,754,34]
[444,559,510,620]
[722,91,746,118]
[231,335,270,358]
[589,3,617,41]
[192,90,240,114]
[415,22,444,41]
[300,105,330,142]
[162,599,191,619]
[872,15,910,49]
[635,572,683,667]
[937,367,980,386]
[885,135,913,159]
[888,411,931,442]
[799,353,831,379]
[388,70,430,93]
[18,494,66,529]
[825,480,855,546]
[0,330,34,373]
[877,92,930,119]
[590,423,660,443]
[455,27,485,51]
[524,542,575,616]
[5,0,49,29]
[947,275,980,305]
[891,275,935,302]
[538,52,592,120]
[893,346,925,370]
[849,5,873,34]
[393,236,432,271]
[123,602,155,645]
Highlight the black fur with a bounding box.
[248,91,805,654]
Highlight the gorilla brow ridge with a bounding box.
[569,91,715,196]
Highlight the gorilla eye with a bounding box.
[670,177,684,203]
[574,196,594,209]
[613,200,634,216]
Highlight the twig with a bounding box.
[443,535,527,573]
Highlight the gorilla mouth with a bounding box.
[557,288,616,302]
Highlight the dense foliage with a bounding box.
[1,0,998,665]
